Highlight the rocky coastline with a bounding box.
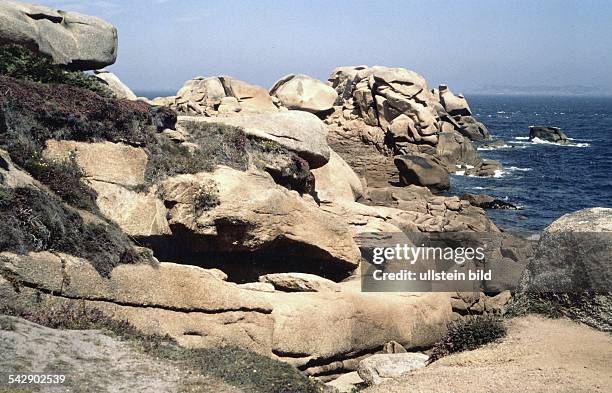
[1,2,610,393]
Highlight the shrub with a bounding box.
[0,316,16,331]
[193,181,221,214]
[0,44,110,96]
[428,315,507,363]
[0,185,140,277]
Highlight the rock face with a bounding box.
[312,149,364,202]
[159,166,361,279]
[518,208,612,331]
[519,208,612,293]
[259,273,341,293]
[0,251,453,371]
[93,70,137,100]
[394,154,450,191]
[529,126,568,144]
[162,76,278,115]
[0,0,117,70]
[270,74,338,113]
[177,111,331,168]
[357,353,429,385]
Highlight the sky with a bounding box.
[31,0,612,95]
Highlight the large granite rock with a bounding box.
[159,166,361,276]
[394,153,450,192]
[43,140,148,187]
[93,70,137,100]
[178,111,331,168]
[270,74,338,113]
[519,208,612,293]
[167,76,278,115]
[0,251,453,369]
[518,208,612,331]
[312,149,364,202]
[0,0,117,70]
[529,126,568,144]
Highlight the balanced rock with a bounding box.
[312,149,364,202]
[529,126,568,144]
[438,85,472,116]
[0,0,117,70]
[394,153,450,191]
[93,70,137,100]
[270,74,338,113]
[178,111,331,168]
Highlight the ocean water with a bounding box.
[451,95,612,233]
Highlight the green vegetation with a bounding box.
[505,292,612,332]
[0,301,324,393]
[0,316,16,331]
[144,122,249,185]
[428,315,507,363]
[193,181,221,214]
[0,44,110,96]
[0,185,140,277]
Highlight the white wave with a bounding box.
[493,170,505,178]
[471,186,488,190]
[531,137,590,147]
[454,170,466,176]
[497,111,506,114]
[514,136,529,140]
[507,166,533,172]
[478,144,510,151]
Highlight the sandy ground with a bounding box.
[365,315,612,393]
[0,316,240,393]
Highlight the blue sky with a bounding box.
[32,0,612,94]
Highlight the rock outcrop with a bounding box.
[0,0,117,70]
[270,74,338,113]
[517,208,612,331]
[394,153,450,191]
[357,353,429,385]
[0,251,453,371]
[177,111,331,168]
[93,70,137,100]
[158,76,279,115]
[529,126,568,144]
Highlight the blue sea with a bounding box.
[452,95,612,233]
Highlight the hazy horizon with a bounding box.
[31,0,612,95]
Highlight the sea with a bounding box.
[453,95,612,233]
[138,91,612,234]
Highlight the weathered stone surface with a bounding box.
[177,111,331,168]
[167,76,278,115]
[357,353,429,385]
[0,0,117,70]
[1,252,453,366]
[394,153,450,191]
[93,70,137,100]
[326,372,364,393]
[270,74,338,113]
[89,181,171,237]
[259,273,341,293]
[43,140,148,187]
[159,166,361,275]
[529,126,568,144]
[439,84,472,116]
[312,149,364,202]
[519,208,612,293]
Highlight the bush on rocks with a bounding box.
[0,44,111,96]
[0,185,141,277]
[428,315,507,363]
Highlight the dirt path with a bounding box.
[365,315,612,393]
[0,316,240,393]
